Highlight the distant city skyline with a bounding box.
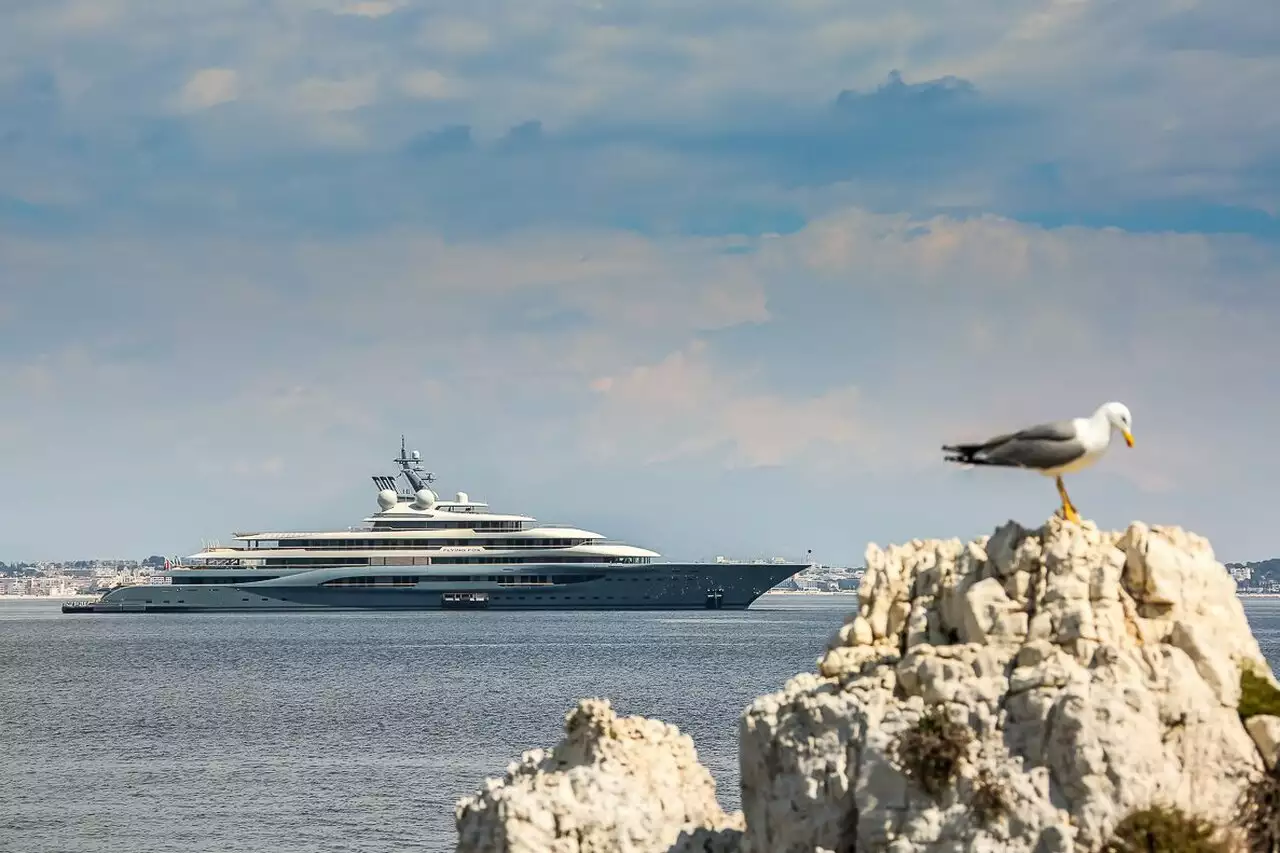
[1,0,1278,563]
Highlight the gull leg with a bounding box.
[1055,476,1081,523]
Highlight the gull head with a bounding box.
[1098,401,1134,447]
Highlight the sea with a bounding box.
[4,594,1280,853]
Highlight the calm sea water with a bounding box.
[4,595,1280,853]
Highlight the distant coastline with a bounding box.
[4,589,1276,602]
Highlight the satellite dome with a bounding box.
[376,489,398,510]
[413,488,437,510]
[455,491,469,504]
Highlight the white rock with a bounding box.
[742,517,1270,853]
[959,578,1022,644]
[455,698,742,853]
[1247,715,1280,769]
[1170,619,1240,706]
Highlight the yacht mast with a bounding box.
[395,435,435,494]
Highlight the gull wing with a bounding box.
[943,419,1087,470]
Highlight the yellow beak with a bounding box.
[1122,429,1134,448]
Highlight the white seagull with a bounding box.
[942,401,1136,523]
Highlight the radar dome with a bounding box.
[376,489,398,510]
[413,488,437,510]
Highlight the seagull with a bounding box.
[942,402,1135,523]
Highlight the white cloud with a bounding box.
[339,1,399,17]
[417,18,494,56]
[399,69,458,100]
[177,68,239,112]
[292,75,379,112]
[1,0,1276,567]
[46,0,124,33]
[2,0,1273,211]
[586,341,866,468]
[2,208,1277,558]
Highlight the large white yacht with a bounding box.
[65,439,808,613]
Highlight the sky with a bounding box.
[1,0,1279,564]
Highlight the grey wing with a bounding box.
[1008,420,1079,442]
[982,420,1087,470]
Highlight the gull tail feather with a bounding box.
[942,445,1019,469]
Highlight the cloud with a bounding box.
[0,0,1277,566]
[176,68,239,112]
[585,341,865,468]
[1,209,1278,561]
[399,69,458,100]
[416,17,493,56]
[1,0,1276,233]
[292,75,379,112]
[339,1,400,18]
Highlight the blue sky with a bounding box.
[2,0,1279,563]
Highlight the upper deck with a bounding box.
[183,437,660,566]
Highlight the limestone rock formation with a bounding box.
[740,517,1273,853]
[1246,715,1280,770]
[454,697,743,853]
[456,518,1279,853]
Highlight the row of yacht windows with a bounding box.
[369,520,524,531]
[260,555,652,566]
[321,574,589,587]
[256,537,589,550]
[170,571,705,588]
[181,576,281,585]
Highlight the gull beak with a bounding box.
[1122,429,1135,448]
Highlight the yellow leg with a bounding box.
[1055,476,1081,523]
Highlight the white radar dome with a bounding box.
[455,491,469,503]
[413,488,438,509]
[376,489,398,510]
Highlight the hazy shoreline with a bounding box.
[3,589,1275,601]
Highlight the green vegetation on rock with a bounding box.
[968,767,1009,826]
[889,706,972,798]
[1101,804,1230,853]
[1240,664,1280,720]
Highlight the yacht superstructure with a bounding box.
[65,440,807,613]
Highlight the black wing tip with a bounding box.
[943,453,1012,467]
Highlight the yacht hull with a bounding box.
[64,562,805,613]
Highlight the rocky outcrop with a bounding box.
[454,697,743,853]
[740,517,1272,853]
[456,518,1278,853]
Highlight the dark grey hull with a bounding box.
[64,562,806,614]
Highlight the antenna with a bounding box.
[389,434,435,496]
